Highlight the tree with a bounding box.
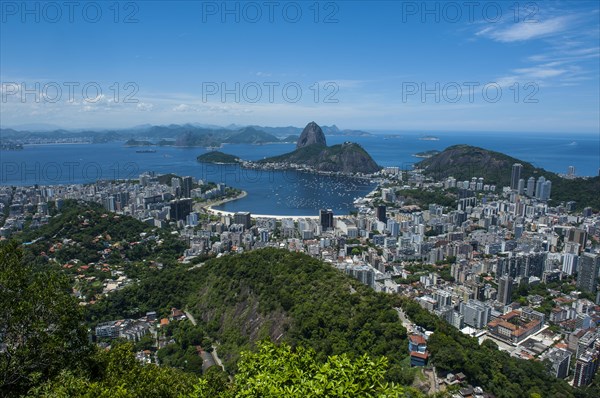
[183,341,424,398]
[29,342,198,397]
[0,243,92,396]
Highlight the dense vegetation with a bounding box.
[87,248,412,381]
[86,264,196,322]
[260,142,381,173]
[18,200,186,266]
[186,249,409,374]
[0,244,92,396]
[188,340,424,398]
[2,243,422,397]
[156,322,208,374]
[28,343,199,397]
[12,200,188,303]
[197,151,241,164]
[30,341,422,398]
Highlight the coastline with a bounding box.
[203,190,342,220]
[200,190,248,210]
[207,207,321,221]
[240,162,380,181]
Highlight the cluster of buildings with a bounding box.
[95,307,195,365]
[511,163,553,201]
[95,313,156,342]
[0,173,233,237]
[2,163,600,387]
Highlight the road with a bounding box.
[395,307,415,333]
[183,310,228,375]
[184,310,197,326]
[211,345,226,372]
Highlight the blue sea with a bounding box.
[1,131,598,216]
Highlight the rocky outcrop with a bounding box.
[261,122,380,174]
[296,121,327,149]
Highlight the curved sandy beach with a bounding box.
[201,189,355,221]
[203,191,323,220]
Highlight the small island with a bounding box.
[125,139,154,146]
[413,150,440,158]
[197,151,241,164]
[418,135,440,141]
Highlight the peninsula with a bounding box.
[254,122,381,175]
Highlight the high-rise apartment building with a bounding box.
[320,209,334,230]
[574,348,600,387]
[234,212,252,229]
[526,176,536,197]
[511,163,522,190]
[577,253,600,294]
[377,205,387,223]
[498,274,514,305]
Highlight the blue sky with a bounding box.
[1,0,599,133]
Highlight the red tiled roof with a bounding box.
[409,334,427,345]
[410,351,429,359]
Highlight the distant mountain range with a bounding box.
[195,122,381,175]
[0,123,373,146]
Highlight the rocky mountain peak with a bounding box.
[296,121,327,149]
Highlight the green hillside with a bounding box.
[419,145,600,210]
[197,151,241,164]
[186,249,408,372]
[87,248,411,381]
[260,142,381,174]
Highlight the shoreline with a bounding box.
[207,207,321,221]
[200,190,248,210]
[240,162,380,181]
[204,190,349,221]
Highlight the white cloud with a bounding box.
[136,102,154,111]
[475,6,598,89]
[172,104,197,112]
[512,66,567,79]
[478,16,574,42]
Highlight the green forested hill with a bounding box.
[197,151,241,164]
[418,145,600,210]
[2,242,420,397]
[260,142,381,174]
[88,248,411,381]
[186,249,408,373]
[18,200,186,265]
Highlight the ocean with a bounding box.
[1,131,598,216]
